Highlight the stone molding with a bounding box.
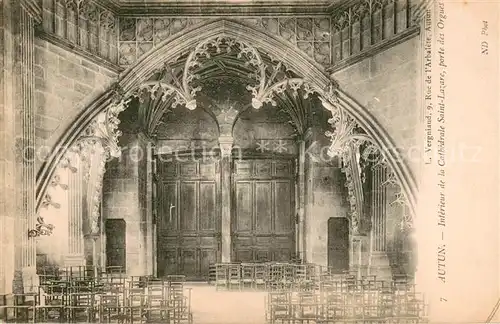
[36,29,123,74]
[327,25,420,74]
[20,0,42,24]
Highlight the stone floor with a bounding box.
[186,283,268,324]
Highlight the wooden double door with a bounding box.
[156,156,296,280]
[156,158,221,280]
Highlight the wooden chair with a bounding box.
[124,284,147,324]
[254,263,268,291]
[240,263,254,291]
[2,293,37,323]
[66,291,98,323]
[227,263,241,291]
[207,264,217,285]
[167,275,193,324]
[266,291,293,324]
[98,294,124,323]
[144,279,171,323]
[214,263,228,291]
[294,291,320,323]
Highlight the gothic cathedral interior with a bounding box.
[0,0,430,323]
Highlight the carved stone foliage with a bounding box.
[320,96,413,233]
[126,35,332,120]
[383,168,413,232]
[32,96,127,238]
[118,17,332,67]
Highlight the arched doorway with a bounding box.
[34,19,417,279]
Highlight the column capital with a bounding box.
[219,136,234,158]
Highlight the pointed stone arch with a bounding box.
[35,18,417,236]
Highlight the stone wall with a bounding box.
[304,158,349,267]
[303,121,349,267]
[34,38,117,172]
[102,132,150,275]
[332,36,420,177]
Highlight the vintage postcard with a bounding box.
[0,0,498,323]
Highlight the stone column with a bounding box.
[350,235,362,276]
[368,165,391,279]
[138,133,154,276]
[296,140,306,262]
[152,157,158,276]
[302,128,314,264]
[0,0,16,296]
[82,143,107,268]
[219,136,233,262]
[12,1,40,293]
[64,156,85,266]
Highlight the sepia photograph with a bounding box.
[0,0,498,323]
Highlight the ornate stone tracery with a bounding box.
[126,35,335,115]
[30,95,127,238]
[34,29,416,241]
[318,94,414,233]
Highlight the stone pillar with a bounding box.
[368,165,391,279]
[138,133,154,276]
[219,136,233,262]
[350,235,361,275]
[64,157,85,266]
[152,157,158,276]
[296,140,306,262]
[12,1,40,293]
[303,128,314,264]
[82,143,107,268]
[0,0,16,296]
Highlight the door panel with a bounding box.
[159,182,177,230]
[274,249,292,262]
[235,182,252,232]
[105,219,126,271]
[200,249,217,276]
[235,249,253,263]
[180,182,197,232]
[275,181,292,234]
[328,217,349,273]
[256,250,271,262]
[180,249,198,278]
[199,182,216,231]
[156,158,221,280]
[232,159,295,263]
[255,182,272,232]
[158,249,178,278]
